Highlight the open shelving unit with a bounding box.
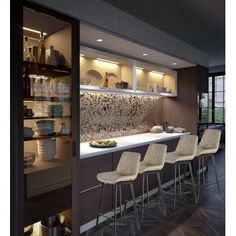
[80,45,178,97]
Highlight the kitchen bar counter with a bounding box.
[80,132,188,159]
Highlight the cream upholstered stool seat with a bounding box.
[96,151,141,235]
[196,129,221,199]
[165,134,198,209]
[137,143,167,220]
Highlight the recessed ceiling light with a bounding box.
[97,38,103,42]
[142,53,148,56]
[172,62,177,66]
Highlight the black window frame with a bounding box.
[209,71,225,124]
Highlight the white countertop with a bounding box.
[80,132,188,159]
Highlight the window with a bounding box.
[208,73,225,123]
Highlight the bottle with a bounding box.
[26,48,35,62]
[103,72,109,87]
[23,36,29,61]
[38,33,46,64]
[23,65,31,97]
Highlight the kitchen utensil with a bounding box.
[40,215,65,236]
[24,152,35,167]
[24,127,34,138]
[165,126,174,133]
[36,120,55,135]
[150,125,163,133]
[47,104,63,117]
[89,140,117,148]
[115,81,128,89]
[25,108,34,117]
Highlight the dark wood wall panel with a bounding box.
[24,186,72,226]
[197,65,209,93]
[162,67,198,135]
[80,186,113,225]
[80,153,113,191]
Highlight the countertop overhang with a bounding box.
[80,132,188,159]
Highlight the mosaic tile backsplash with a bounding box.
[80,91,162,142]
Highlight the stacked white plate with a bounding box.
[37,138,56,160]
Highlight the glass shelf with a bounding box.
[23,61,71,77]
[24,133,71,141]
[24,115,71,120]
[24,96,71,102]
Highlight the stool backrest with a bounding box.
[144,143,167,166]
[116,152,141,176]
[176,135,198,156]
[199,129,221,150]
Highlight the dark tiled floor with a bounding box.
[83,149,225,236]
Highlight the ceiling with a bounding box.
[23,7,69,39]
[80,24,195,69]
[102,0,225,68]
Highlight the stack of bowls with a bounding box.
[37,138,56,160]
[36,120,55,135]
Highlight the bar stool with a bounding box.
[165,135,198,209]
[138,143,167,220]
[96,151,141,235]
[196,129,221,199]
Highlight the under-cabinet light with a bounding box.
[150,71,164,76]
[80,54,85,57]
[172,62,177,66]
[23,27,47,36]
[96,38,103,42]
[96,58,119,65]
[136,67,144,70]
[29,74,48,80]
[142,53,148,56]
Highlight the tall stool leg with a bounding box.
[202,156,206,185]
[188,162,198,204]
[96,183,104,227]
[124,184,129,215]
[146,174,150,206]
[130,183,140,230]
[141,174,145,221]
[183,164,187,181]
[119,184,123,218]
[114,184,118,235]
[173,164,177,209]
[157,172,167,216]
[198,156,201,200]
[178,163,182,195]
[212,155,220,193]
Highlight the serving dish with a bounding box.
[89,140,117,148]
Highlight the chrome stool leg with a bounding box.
[212,155,220,193]
[198,156,201,200]
[114,184,118,235]
[130,183,140,230]
[188,162,198,204]
[119,184,123,218]
[146,174,150,206]
[178,163,182,195]
[96,183,104,227]
[141,174,145,221]
[124,184,129,215]
[157,172,167,216]
[202,156,206,185]
[173,164,177,209]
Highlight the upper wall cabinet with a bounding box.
[80,46,177,97]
